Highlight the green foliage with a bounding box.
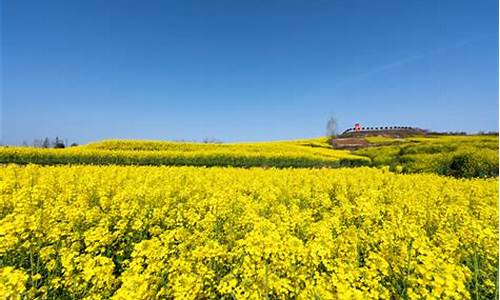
[437,150,499,178]
[354,135,499,178]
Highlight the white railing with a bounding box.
[341,126,416,135]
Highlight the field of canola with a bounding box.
[355,135,499,178]
[0,164,497,299]
[0,139,369,169]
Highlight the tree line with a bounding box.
[23,137,78,148]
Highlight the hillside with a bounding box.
[353,135,499,178]
[0,135,497,178]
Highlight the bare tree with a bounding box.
[33,139,42,147]
[326,116,338,138]
[201,137,222,144]
[42,137,50,148]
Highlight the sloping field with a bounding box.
[353,135,499,178]
[0,138,370,168]
[0,165,497,298]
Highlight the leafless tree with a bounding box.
[202,137,222,144]
[326,116,338,138]
[42,137,50,148]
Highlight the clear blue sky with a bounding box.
[2,0,498,144]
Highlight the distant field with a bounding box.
[0,135,497,177]
[0,138,370,168]
[354,135,499,178]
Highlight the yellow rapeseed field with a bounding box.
[0,164,497,299]
[0,138,369,168]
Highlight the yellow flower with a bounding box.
[0,164,496,299]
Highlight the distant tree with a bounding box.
[42,137,50,148]
[53,136,65,148]
[326,116,338,138]
[202,137,222,144]
[33,139,42,147]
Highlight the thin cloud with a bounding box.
[333,35,491,87]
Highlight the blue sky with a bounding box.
[2,0,498,144]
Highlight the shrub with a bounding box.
[438,151,499,178]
